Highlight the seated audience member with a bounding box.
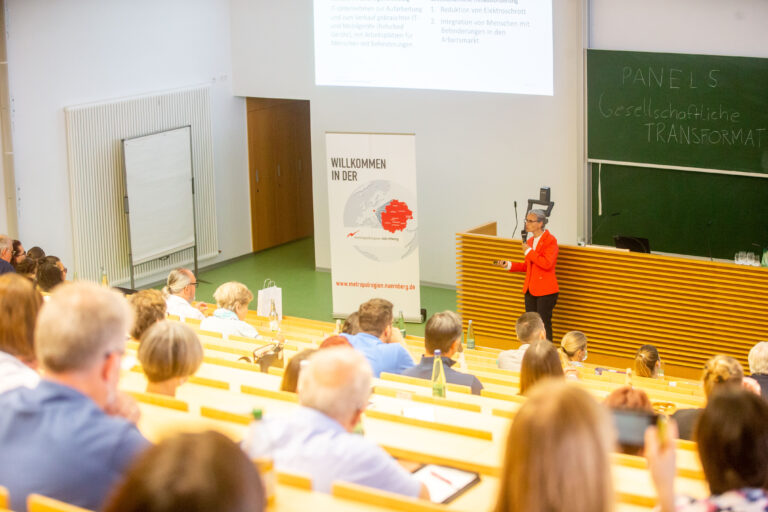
[14,257,37,282]
[341,311,360,335]
[635,344,662,378]
[519,340,564,396]
[672,354,744,441]
[319,335,353,349]
[128,289,167,342]
[26,246,45,261]
[11,239,25,268]
[137,321,203,397]
[0,235,16,275]
[243,347,428,499]
[0,274,43,393]
[496,380,615,512]
[559,330,588,367]
[200,282,264,339]
[162,268,207,320]
[497,312,547,371]
[402,311,484,395]
[748,341,768,401]
[280,349,318,393]
[0,282,149,512]
[603,386,654,456]
[42,255,67,281]
[646,389,768,511]
[345,298,414,377]
[36,261,64,292]
[103,430,265,512]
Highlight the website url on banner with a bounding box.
[336,281,417,291]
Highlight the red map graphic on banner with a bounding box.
[379,199,413,234]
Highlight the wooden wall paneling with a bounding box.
[248,105,280,251]
[247,98,313,251]
[275,103,298,244]
[297,101,314,238]
[456,223,768,371]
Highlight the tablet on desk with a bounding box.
[412,464,481,504]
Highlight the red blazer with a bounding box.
[509,230,559,296]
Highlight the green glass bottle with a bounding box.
[466,319,475,350]
[432,349,446,398]
[397,310,406,338]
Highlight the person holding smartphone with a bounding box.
[493,209,559,341]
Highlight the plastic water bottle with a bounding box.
[397,310,406,338]
[100,266,109,287]
[431,350,446,398]
[457,344,468,372]
[268,299,280,333]
[466,319,475,350]
[625,368,633,386]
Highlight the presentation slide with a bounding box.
[313,0,553,95]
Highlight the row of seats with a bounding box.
[115,311,713,511]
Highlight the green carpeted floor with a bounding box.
[187,237,456,337]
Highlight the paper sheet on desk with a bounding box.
[401,405,435,422]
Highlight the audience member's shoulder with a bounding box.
[671,408,703,441]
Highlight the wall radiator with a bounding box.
[64,85,218,286]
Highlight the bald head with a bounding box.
[297,347,372,426]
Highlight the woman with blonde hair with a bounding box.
[128,289,167,341]
[200,282,263,340]
[496,380,615,512]
[138,321,204,397]
[672,354,745,440]
[559,331,588,366]
[0,274,43,393]
[519,340,564,395]
[635,344,662,378]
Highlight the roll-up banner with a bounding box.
[326,132,421,321]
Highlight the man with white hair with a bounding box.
[163,268,207,320]
[0,235,16,275]
[0,282,149,512]
[748,341,768,401]
[242,347,428,499]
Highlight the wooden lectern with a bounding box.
[456,222,768,375]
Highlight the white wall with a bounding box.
[230,0,585,286]
[589,0,768,57]
[5,0,251,274]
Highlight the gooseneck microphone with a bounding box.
[513,201,519,240]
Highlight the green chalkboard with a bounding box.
[587,49,768,174]
[590,163,768,259]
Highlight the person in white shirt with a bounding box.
[0,274,42,393]
[242,347,428,499]
[200,281,263,340]
[497,312,547,372]
[162,268,207,321]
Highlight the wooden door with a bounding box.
[247,98,313,252]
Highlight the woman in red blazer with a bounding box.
[498,209,559,341]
